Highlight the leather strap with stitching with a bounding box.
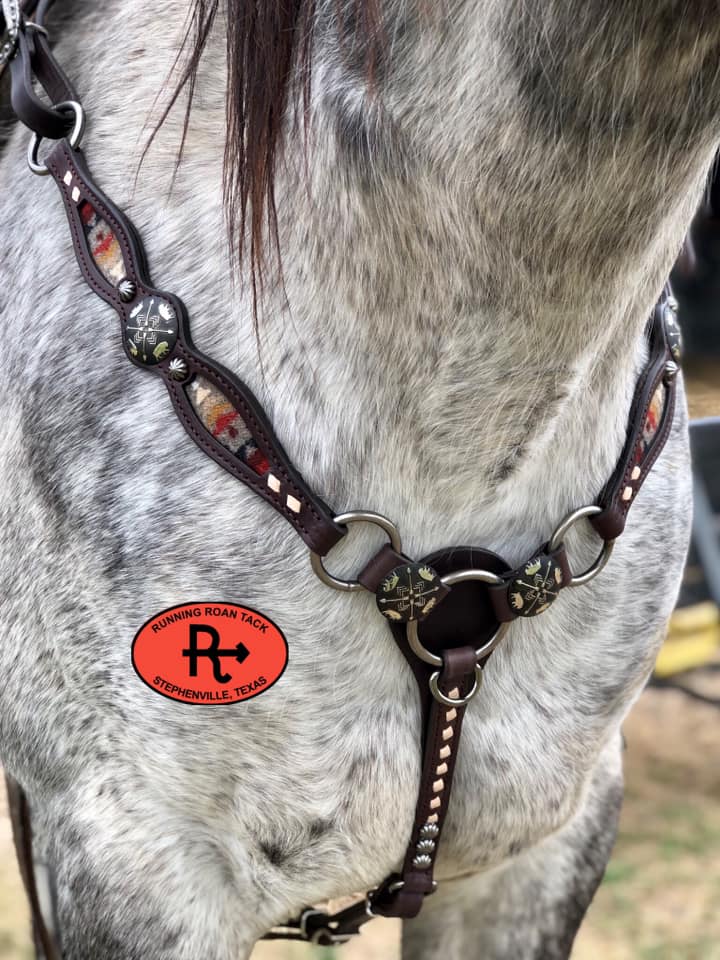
[42,140,346,556]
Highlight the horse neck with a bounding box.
[60,0,713,557]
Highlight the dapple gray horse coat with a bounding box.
[1,1,717,957]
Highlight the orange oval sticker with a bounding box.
[132,602,288,705]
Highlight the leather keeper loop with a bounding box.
[9,27,77,139]
[357,543,411,592]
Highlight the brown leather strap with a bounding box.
[5,775,61,960]
[591,294,679,540]
[42,139,346,556]
[370,646,477,918]
[265,650,479,943]
[272,547,510,942]
[357,543,409,592]
[6,2,76,138]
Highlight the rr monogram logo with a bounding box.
[181,624,250,683]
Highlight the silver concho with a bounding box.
[412,854,433,870]
[420,822,440,840]
[168,358,189,382]
[126,295,178,365]
[118,278,137,303]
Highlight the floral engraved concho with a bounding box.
[376,563,444,623]
[508,554,564,617]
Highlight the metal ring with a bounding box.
[310,927,352,945]
[548,505,616,587]
[27,100,85,176]
[24,22,49,37]
[429,664,483,706]
[406,568,510,667]
[310,511,402,593]
[366,879,406,918]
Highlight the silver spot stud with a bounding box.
[168,358,189,381]
[664,360,679,382]
[412,854,433,870]
[118,278,137,303]
[420,822,440,840]
[416,839,436,853]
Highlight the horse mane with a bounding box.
[158,0,382,310]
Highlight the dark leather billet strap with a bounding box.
[5,774,61,960]
[42,138,346,556]
[274,547,510,942]
[591,297,679,541]
[269,653,478,943]
[7,3,75,137]
[378,546,510,905]
[370,646,477,919]
[357,543,411,592]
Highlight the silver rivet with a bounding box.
[420,823,440,840]
[412,854,433,870]
[666,295,678,312]
[416,839,436,853]
[168,358,189,381]
[118,278,137,303]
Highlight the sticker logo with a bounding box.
[131,602,288,705]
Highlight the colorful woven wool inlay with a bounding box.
[78,200,125,286]
[186,376,269,475]
[634,381,666,465]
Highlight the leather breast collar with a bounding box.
[2,1,683,953]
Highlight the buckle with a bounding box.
[0,27,17,72]
[0,12,48,75]
[299,908,353,946]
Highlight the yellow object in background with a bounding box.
[656,602,720,677]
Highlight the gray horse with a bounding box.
[1,1,716,957]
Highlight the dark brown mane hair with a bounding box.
[157,0,382,314]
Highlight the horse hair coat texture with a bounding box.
[1,1,718,957]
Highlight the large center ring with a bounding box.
[310,511,402,593]
[406,568,510,667]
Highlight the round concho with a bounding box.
[125,295,178,365]
[508,554,563,617]
[376,562,444,623]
